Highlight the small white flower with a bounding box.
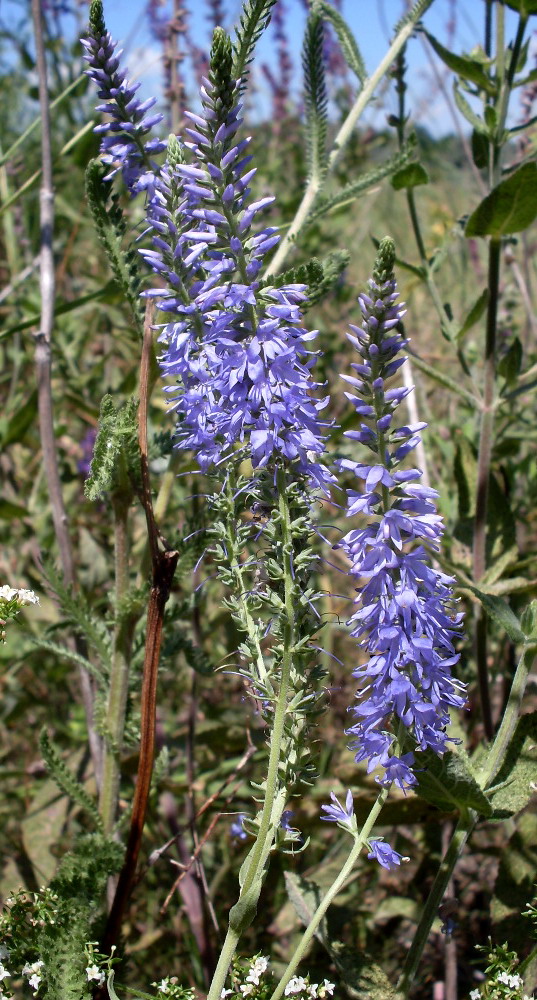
[239,985,254,997]
[285,977,308,996]
[17,589,39,606]
[158,981,170,994]
[508,973,523,989]
[0,586,17,602]
[22,961,44,977]
[221,990,233,998]
[0,967,10,984]
[469,990,481,1000]
[86,965,105,986]
[317,982,335,998]
[28,973,42,993]
[246,956,269,986]
[308,985,318,998]
[497,971,510,986]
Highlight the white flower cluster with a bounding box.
[284,977,335,998]
[469,969,531,999]
[0,951,45,999]
[0,586,39,606]
[86,964,105,987]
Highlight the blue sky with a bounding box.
[97,0,523,136]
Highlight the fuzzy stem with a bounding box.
[268,785,391,1000]
[267,0,434,276]
[206,467,297,1000]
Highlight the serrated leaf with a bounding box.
[40,729,103,831]
[309,142,417,225]
[30,637,107,687]
[412,747,493,817]
[303,11,328,185]
[466,162,537,237]
[391,162,429,190]
[456,288,489,342]
[489,712,537,817]
[425,31,495,93]
[84,394,140,501]
[466,586,526,643]
[314,1,366,83]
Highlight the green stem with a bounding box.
[397,810,475,997]
[224,477,268,686]
[205,468,297,1000]
[267,0,435,276]
[268,785,391,1000]
[100,484,132,834]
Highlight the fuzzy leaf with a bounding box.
[412,747,493,817]
[303,11,328,185]
[308,142,416,225]
[40,729,103,831]
[490,712,537,818]
[85,159,144,338]
[261,251,349,308]
[466,587,525,643]
[84,394,140,501]
[30,637,107,687]
[391,162,429,190]
[456,288,489,342]
[425,31,495,93]
[466,163,537,237]
[41,559,112,667]
[314,1,366,83]
[233,0,277,91]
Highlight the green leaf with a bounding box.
[489,712,537,818]
[503,0,537,15]
[233,0,277,91]
[425,31,495,93]
[0,500,28,520]
[465,586,526,643]
[492,811,537,947]
[0,390,38,447]
[85,160,144,338]
[285,872,327,944]
[30,637,107,687]
[520,599,537,639]
[84,394,140,501]
[303,11,328,185]
[471,127,489,169]
[453,84,488,134]
[39,729,103,831]
[314,1,366,83]
[454,435,477,519]
[309,141,417,226]
[391,162,429,190]
[466,162,537,237]
[455,289,489,342]
[412,746,493,817]
[498,337,523,385]
[0,286,115,342]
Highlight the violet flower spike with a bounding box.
[142,27,334,493]
[337,238,467,792]
[82,0,166,194]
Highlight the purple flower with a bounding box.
[142,27,333,492]
[82,0,166,194]
[336,239,466,791]
[367,839,403,871]
[230,813,248,841]
[320,790,355,826]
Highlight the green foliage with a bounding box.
[490,712,537,818]
[39,729,103,831]
[466,163,537,237]
[411,747,493,817]
[41,561,112,667]
[89,0,106,36]
[390,161,429,190]
[456,288,489,342]
[464,587,526,644]
[30,637,107,686]
[307,141,416,225]
[424,31,495,94]
[85,159,145,339]
[232,0,278,91]
[84,393,140,501]
[302,11,328,186]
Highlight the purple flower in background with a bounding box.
[230,813,248,841]
[141,27,333,492]
[77,427,98,477]
[367,839,404,871]
[336,238,466,791]
[82,0,166,194]
[320,790,355,826]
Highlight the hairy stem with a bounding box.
[269,786,391,1000]
[206,467,297,1000]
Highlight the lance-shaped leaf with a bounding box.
[303,10,328,185]
[463,586,526,643]
[233,0,277,91]
[466,162,537,237]
[489,712,537,818]
[313,0,366,84]
[85,159,144,338]
[308,141,416,225]
[425,31,495,93]
[411,746,493,817]
[456,288,489,343]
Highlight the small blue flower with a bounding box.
[367,839,403,871]
[229,813,248,841]
[320,790,355,826]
